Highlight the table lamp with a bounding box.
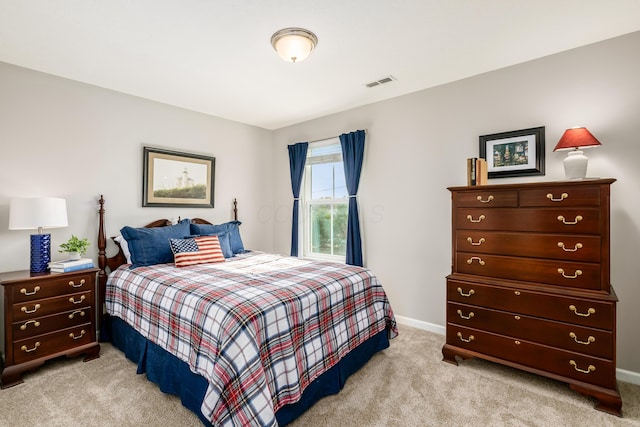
[553,127,602,180]
[9,197,68,273]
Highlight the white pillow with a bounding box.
[113,235,132,264]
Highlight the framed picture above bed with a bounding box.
[143,146,215,208]
[479,126,545,179]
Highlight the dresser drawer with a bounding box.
[12,324,94,364]
[447,279,614,329]
[447,302,613,359]
[455,253,601,291]
[12,307,94,341]
[12,273,95,303]
[447,325,616,389]
[456,208,600,234]
[12,291,93,322]
[454,190,518,208]
[519,186,601,207]
[456,231,600,262]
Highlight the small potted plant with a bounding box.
[59,235,90,260]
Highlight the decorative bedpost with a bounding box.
[97,195,107,334]
[233,198,238,221]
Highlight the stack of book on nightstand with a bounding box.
[48,258,94,273]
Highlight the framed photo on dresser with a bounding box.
[479,126,545,179]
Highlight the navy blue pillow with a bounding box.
[190,221,245,254]
[121,218,191,268]
[185,231,233,259]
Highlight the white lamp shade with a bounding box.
[9,197,68,231]
[271,28,318,63]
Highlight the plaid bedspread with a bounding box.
[106,252,397,427]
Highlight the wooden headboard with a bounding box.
[96,195,238,326]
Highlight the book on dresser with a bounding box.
[48,258,94,273]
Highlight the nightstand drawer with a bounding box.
[13,325,94,364]
[12,307,94,341]
[12,291,92,322]
[12,272,95,303]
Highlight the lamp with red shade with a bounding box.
[553,127,602,180]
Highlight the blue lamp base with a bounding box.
[30,233,51,273]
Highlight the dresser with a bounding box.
[1,268,101,388]
[442,179,621,416]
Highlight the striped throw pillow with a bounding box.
[169,235,225,267]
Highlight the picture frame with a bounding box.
[479,126,545,179]
[142,146,215,208]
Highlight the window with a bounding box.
[302,139,348,261]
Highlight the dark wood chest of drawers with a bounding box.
[1,268,101,388]
[442,179,621,416]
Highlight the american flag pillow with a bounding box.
[169,235,225,267]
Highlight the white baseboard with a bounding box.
[394,315,640,386]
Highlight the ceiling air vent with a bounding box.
[365,75,396,88]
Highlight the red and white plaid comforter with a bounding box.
[106,252,397,427]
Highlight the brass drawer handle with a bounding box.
[547,192,568,202]
[466,256,485,265]
[476,195,494,203]
[466,214,485,223]
[69,310,86,319]
[466,237,485,246]
[457,332,474,343]
[69,330,86,340]
[20,286,41,296]
[514,340,521,345]
[21,342,41,353]
[569,332,596,345]
[557,215,583,225]
[69,279,86,288]
[20,320,41,330]
[457,287,475,297]
[569,305,596,317]
[456,309,474,320]
[514,291,521,296]
[558,268,582,279]
[514,315,521,320]
[21,304,41,314]
[569,360,596,374]
[558,242,583,252]
[69,295,86,305]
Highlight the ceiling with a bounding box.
[1,1,640,130]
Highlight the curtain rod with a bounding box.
[301,129,368,145]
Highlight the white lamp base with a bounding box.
[563,150,588,180]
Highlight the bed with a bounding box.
[96,196,397,426]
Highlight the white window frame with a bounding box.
[301,138,348,263]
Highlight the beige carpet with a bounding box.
[1,326,638,426]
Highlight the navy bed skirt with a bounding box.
[107,316,390,426]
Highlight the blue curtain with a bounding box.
[288,142,308,257]
[339,130,365,266]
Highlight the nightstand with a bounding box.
[1,268,101,388]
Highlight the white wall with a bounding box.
[272,32,640,374]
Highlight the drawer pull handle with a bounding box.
[570,360,596,374]
[21,342,41,353]
[69,310,86,319]
[569,305,596,317]
[476,195,494,203]
[69,279,86,288]
[457,332,474,343]
[69,330,86,340]
[547,192,569,202]
[20,286,41,296]
[466,214,485,223]
[558,268,582,279]
[20,320,41,330]
[69,295,86,305]
[558,242,583,252]
[514,291,521,296]
[466,237,485,246]
[514,340,521,345]
[21,304,41,314]
[457,287,475,297]
[569,332,596,345]
[514,315,521,320]
[456,309,474,320]
[557,215,583,225]
[466,256,485,265]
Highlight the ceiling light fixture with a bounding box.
[271,27,318,63]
